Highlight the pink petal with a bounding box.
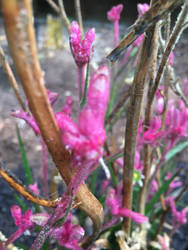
[118,207,148,224]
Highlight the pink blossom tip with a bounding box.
[70,21,95,67]
[107,4,123,22]
[137,3,150,17]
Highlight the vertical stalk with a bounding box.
[1,0,103,243]
[122,27,155,234]
[77,65,85,101]
[58,0,71,33]
[114,20,119,47]
[138,18,159,215]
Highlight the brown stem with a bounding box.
[1,0,103,244]
[122,26,155,235]
[138,18,159,214]
[46,0,60,14]
[46,0,70,33]
[74,0,84,37]
[58,0,71,33]
[0,163,58,208]
[0,46,26,111]
[150,2,188,104]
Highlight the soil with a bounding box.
[0,20,188,249]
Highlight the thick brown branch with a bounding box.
[1,0,103,244]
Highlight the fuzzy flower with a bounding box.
[107,4,123,47]
[106,189,148,224]
[107,4,123,22]
[56,65,110,166]
[70,21,95,67]
[142,116,164,146]
[165,100,188,144]
[137,3,150,17]
[12,89,59,135]
[51,214,84,250]
[11,205,33,231]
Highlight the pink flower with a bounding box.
[165,100,188,143]
[133,3,150,47]
[51,214,84,250]
[118,207,148,224]
[56,65,110,165]
[107,4,123,46]
[11,89,59,135]
[70,21,95,67]
[137,3,150,17]
[106,188,148,224]
[142,116,164,146]
[107,4,123,22]
[11,205,33,231]
[165,172,182,193]
[29,182,40,195]
[166,197,188,225]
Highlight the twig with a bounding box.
[138,19,159,214]
[58,0,71,33]
[46,0,70,33]
[150,2,188,104]
[74,0,84,37]
[107,0,184,62]
[46,0,60,14]
[122,24,155,235]
[1,0,103,245]
[0,162,58,207]
[0,46,26,111]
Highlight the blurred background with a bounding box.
[33,0,150,23]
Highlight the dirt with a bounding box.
[0,21,187,249]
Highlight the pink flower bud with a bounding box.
[70,21,95,67]
[107,4,123,22]
[137,3,150,17]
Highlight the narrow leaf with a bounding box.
[165,140,188,163]
[16,125,33,185]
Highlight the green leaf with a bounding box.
[14,193,27,212]
[130,47,138,57]
[165,140,188,163]
[16,126,33,185]
[145,173,176,216]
